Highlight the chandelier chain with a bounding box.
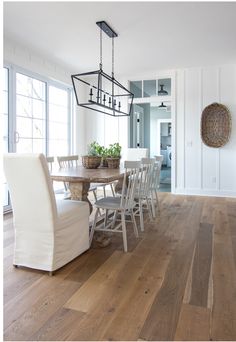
[112,36,114,78]
[100,27,102,68]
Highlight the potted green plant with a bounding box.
[100,146,109,167]
[82,141,102,169]
[106,143,122,168]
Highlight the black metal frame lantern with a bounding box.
[71,21,134,117]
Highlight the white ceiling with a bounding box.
[4,1,236,76]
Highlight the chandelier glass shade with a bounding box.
[71,21,134,117]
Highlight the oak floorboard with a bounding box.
[139,199,203,341]
[99,235,175,340]
[64,231,175,341]
[227,201,236,269]
[29,308,85,341]
[211,204,236,340]
[174,304,210,341]
[189,222,213,307]
[4,247,108,330]
[4,267,44,305]
[3,194,236,341]
[4,280,81,341]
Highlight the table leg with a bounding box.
[115,175,126,193]
[69,182,93,214]
[69,182,111,248]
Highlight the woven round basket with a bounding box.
[201,103,231,148]
[82,156,102,169]
[106,157,120,169]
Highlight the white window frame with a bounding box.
[3,63,74,212]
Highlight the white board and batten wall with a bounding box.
[5,39,236,197]
[176,65,236,197]
[85,65,236,197]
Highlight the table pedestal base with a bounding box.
[69,182,93,213]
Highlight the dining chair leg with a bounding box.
[93,190,102,216]
[139,199,144,232]
[146,197,153,220]
[90,207,99,246]
[104,209,109,227]
[151,192,156,219]
[110,183,115,197]
[131,210,139,238]
[155,190,160,211]
[103,185,106,198]
[121,212,128,252]
[111,210,118,228]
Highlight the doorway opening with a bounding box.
[157,119,172,192]
[129,74,175,193]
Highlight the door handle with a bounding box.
[14,131,20,144]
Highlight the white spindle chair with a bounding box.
[133,157,155,230]
[90,161,141,252]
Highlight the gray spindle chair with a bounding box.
[90,161,141,252]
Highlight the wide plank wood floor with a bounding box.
[3,193,236,341]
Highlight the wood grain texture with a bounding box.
[50,165,126,183]
[211,203,236,340]
[139,200,203,341]
[189,222,213,307]
[3,193,236,341]
[30,308,85,341]
[4,279,81,341]
[174,304,210,341]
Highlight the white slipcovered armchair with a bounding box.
[3,153,90,274]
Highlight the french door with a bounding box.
[15,72,47,153]
[2,65,73,212]
[3,67,10,209]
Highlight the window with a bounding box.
[2,67,9,207]
[16,72,46,153]
[2,65,73,211]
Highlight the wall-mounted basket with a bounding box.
[201,102,231,148]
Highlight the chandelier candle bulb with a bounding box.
[89,88,93,101]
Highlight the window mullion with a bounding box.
[45,82,49,156]
[9,65,16,152]
[67,88,72,155]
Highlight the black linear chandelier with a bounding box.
[71,21,134,117]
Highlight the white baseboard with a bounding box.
[174,188,236,198]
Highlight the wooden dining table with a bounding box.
[50,165,126,213]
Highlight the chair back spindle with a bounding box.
[122,161,141,209]
[57,155,79,168]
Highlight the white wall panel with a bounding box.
[184,68,201,189]
[176,64,236,197]
[85,109,105,147]
[176,69,185,189]
[201,67,219,190]
[104,115,119,146]
[118,116,128,154]
[219,65,236,191]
